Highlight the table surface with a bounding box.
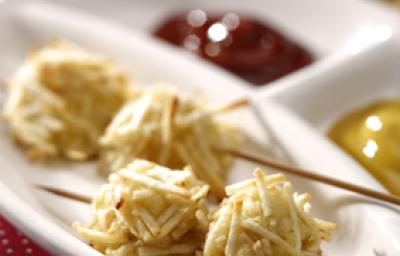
[0,215,51,256]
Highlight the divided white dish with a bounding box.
[0,0,399,255]
[268,27,400,131]
[52,0,400,57]
[260,23,400,255]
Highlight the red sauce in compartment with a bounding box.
[153,10,314,85]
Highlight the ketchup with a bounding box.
[153,10,313,85]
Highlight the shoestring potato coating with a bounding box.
[3,40,127,160]
[99,86,244,199]
[73,159,209,256]
[204,168,337,256]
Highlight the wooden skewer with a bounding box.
[37,97,398,206]
[163,96,179,142]
[34,98,249,203]
[36,147,400,207]
[35,185,92,204]
[221,147,400,206]
[213,98,250,114]
[170,96,179,122]
[173,97,249,128]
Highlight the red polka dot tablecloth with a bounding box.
[0,215,51,256]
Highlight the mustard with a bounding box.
[328,100,400,195]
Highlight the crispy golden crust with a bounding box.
[3,40,127,160]
[99,86,243,199]
[74,159,210,256]
[204,168,337,256]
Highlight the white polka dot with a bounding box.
[21,238,29,245]
[2,238,9,245]
[26,247,33,254]
[0,230,5,236]
[6,248,14,254]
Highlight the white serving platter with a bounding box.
[0,0,399,255]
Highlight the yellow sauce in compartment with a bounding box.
[328,100,400,195]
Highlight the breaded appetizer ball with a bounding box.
[74,159,210,256]
[99,86,243,199]
[3,40,127,160]
[204,168,337,256]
